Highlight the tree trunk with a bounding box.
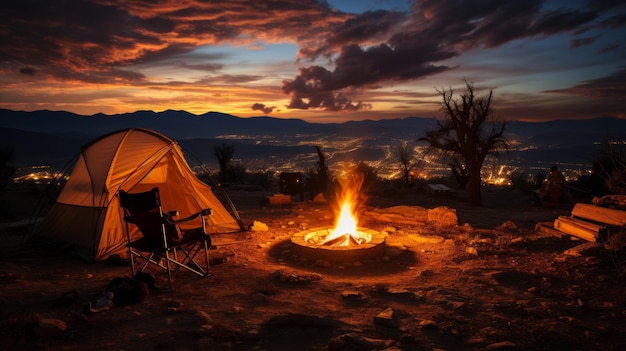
[467,164,483,206]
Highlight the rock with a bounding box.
[407,234,444,244]
[341,290,366,303]
[418,319,437,330]
[386,288,423,301]
[251,292,267,302]
[312,193,327,203]
[374,308,398,328]
[466,247,478,256]
[193,310,213,324]
[33,318,67,338]
[385,246,404,257]
[230,306,244,313]
[498,220,518,231]
[485,341,516,350]
[420,269,434,277]
[250,220,269,231]
[461,223,473,232]
[327,332,386,350]
[268,270,283,280]
[427,206,458,226]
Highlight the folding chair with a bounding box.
[119,187,212,289]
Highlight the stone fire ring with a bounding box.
[291,227,387,263]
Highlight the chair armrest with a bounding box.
[166,210,179,217]
[167,208,212,224]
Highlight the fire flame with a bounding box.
[319,169,370,246]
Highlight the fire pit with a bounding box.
[290,169,387,263]
[291,227,387,262]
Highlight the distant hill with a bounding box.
[1,108,625,174]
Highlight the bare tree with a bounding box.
[214,143,235,182]
[594,141,626,195]
[419,81,509,205]
[448,157,469,190]
[315,145,329,195]
[394,141,417,187]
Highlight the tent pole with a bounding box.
[184,150,246,231]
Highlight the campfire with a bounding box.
[291,169,387,262]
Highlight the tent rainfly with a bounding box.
[33,128,243,262]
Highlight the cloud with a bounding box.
[281,42,450,111]
[1,0,624,116]
[251,103,276,114]
[20,67,36,75]
[542,67,626,98]
[0,0,344,81]
[278,0,624,111]
[570,37,595,48]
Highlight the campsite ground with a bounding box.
[1,185,626,351]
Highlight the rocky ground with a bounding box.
[1,186,625,351]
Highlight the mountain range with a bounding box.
[1,108,625,177]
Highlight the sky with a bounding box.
[0,0,625,123]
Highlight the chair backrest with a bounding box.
[119,187,181,245]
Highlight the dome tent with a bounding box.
[33,128,243,262]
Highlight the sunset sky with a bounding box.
[1,0,624,123]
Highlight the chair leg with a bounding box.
[163,243,210,278]
[128,246,136,277]
[203,238,210,276]
[164,251,173,289]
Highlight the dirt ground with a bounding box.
[1,187,625,351]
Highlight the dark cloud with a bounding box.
[542,67,626,98]
[20,67,36,75]
[1,0,624,114]
[251,103,276,114]
[570,37,595,48]
[0,0,343,83]
[282,65,373,111]
[598,45,619,53]
[282,0,625,111]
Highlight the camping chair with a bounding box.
[119,187,213,289]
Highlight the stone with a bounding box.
[485,341,516,350]
[466,247,478,256]
[498,220,518,231]
[33,318,67,338]
[374,308,398,328]
[427,206,458,226]
[408,234,444,244]
[250,220,269,231]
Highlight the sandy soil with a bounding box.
[1,187,625,351]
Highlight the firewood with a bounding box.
[571,203,626,226]
[554,217,599,242]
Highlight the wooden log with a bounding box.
[553,217,598,242]
[571,203,626,226]
[556,216,604,233]
[535,222,566,238]
[563,242,603,257]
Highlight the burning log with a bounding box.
[321,233,366,247]
[321,234,349,247]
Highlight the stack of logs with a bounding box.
[552,202,626,242]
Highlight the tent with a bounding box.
[33,128,243,262]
